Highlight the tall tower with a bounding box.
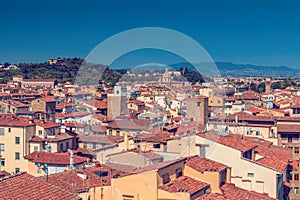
[107,85,127,118]
[265,77,271,94]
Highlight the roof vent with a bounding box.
[77,172,88,179]
[216,131,229,137]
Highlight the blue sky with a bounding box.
[0,0,300,67]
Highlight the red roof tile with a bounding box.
[90,124,107,133]
[0,114,34,127]
[277,124,300,133]
[39,165,113,192]
[63,122,86,128]
[25,151,87,165]
[35,119,60,129]
[197,131,258,153]
[159,176,210,195]
[221,183,275,200]
[92,114,113,123]
[107,119,150,130]
[186,156,228,173]
[0,172,79,199]
[29,136,45,143]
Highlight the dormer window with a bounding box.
[176,168,182,178]
[162,173,170,184]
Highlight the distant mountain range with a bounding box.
[169,62,300,77]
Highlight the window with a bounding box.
[46,146,52,152]
[153,143,160,149]
[92,143,97,149]
[8,128,11,133]
[176,168,183,178]
[66,142,69,149]
[162,173,170,184]
[288,136,292,143]
[197,102,201,107]
[109,130,112,135]
[38,130,42,135]
[15,152,20,160]
[122,194,134,200]
[83,142,87,148]
[295,147,300,154]
[0,128,4,135]
[247,172,254,178]
[116,131,120,136]
[294,187,299,194]
[0,144,4,151]
[0,160,5,166]
[60,143,64,151]
[34,146,38,152]
[15,137,20,144]
[295,174,299,181]
[15,168,20,173]
[256,131,260,136]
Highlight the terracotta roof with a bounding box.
[81,100,107,109]
[186,156,228,173]
[0,114,34,127]
[0,172,79,199]
[159,176,210,195]
[0,92,9,97]
[106,135,125,143]
[92,114,113,123]
[221,183,275,200]
[38,165,112,193]
[186,95,208,102]
[78,133,114,144]
[29,136,45,143]
[25,151,87,165]
[277,124,300,133]
[241,136,292,173]
[197,131,258,153]
[107,119,150,130]
[35,119,60,129]
[254,143,292,173]
[1,100,28,108]
[196,192,225,200]
[45,133,74,142]
[40,96,56,102]
[63,122,86,128]
[226,112,274,122]
[90,124,107,133]
[276,116,300,122]
[134,132,171,143]
[55,111,91,119]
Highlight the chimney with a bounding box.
[124,132,129,150]
[68,149,74,170]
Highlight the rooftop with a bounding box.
[0,172,79,199]
[159,176,210,195]
[25,151,87,165]
[38,165,113,193]
[0,114,34,127]
[186,156,228,173]
[197,131,258,153]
